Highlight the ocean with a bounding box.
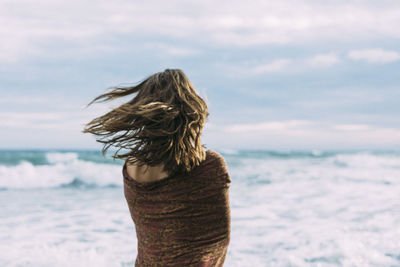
[0,149,399,266]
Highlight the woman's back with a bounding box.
[123,149,231,266]
[125,160,170,183]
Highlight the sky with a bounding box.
[1,0,400,151]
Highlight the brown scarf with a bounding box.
[123,149,231,266]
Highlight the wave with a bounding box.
[0,152,123,189]
[227,150,400,187]
[222,150,339,159]
[1,150,400,189]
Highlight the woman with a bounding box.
[82,69,231,266]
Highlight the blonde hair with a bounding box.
[82,69,209,176]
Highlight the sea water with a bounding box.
[0,149,399,267]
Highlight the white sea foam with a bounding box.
[0,189,134,267]
[224,151,400,266]
[0,153,123,189]
[1,150,400,266]
[1,151,399,189]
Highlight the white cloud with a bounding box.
[2,1,400,63]
[143,43,200,56]
[2,110,400,149]
[307,53,340,67]
[0,105,109,130]
[333,124,372,131]
[0,96,47,104]
[252,59,292,74]
[224,120,312,132]
[202,120,400,149]
[0,111,69,129]
[347,48,400,63]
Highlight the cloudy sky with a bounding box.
[1,0,399,150]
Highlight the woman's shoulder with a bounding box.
[206,149,223,160]
[206,150,228,167]
[204,150,230,183]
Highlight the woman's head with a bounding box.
[82,69,209,175]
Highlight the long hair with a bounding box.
[82,69,209,176]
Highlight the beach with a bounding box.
[1,149,399,266]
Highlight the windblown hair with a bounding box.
[82,69,209,176]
